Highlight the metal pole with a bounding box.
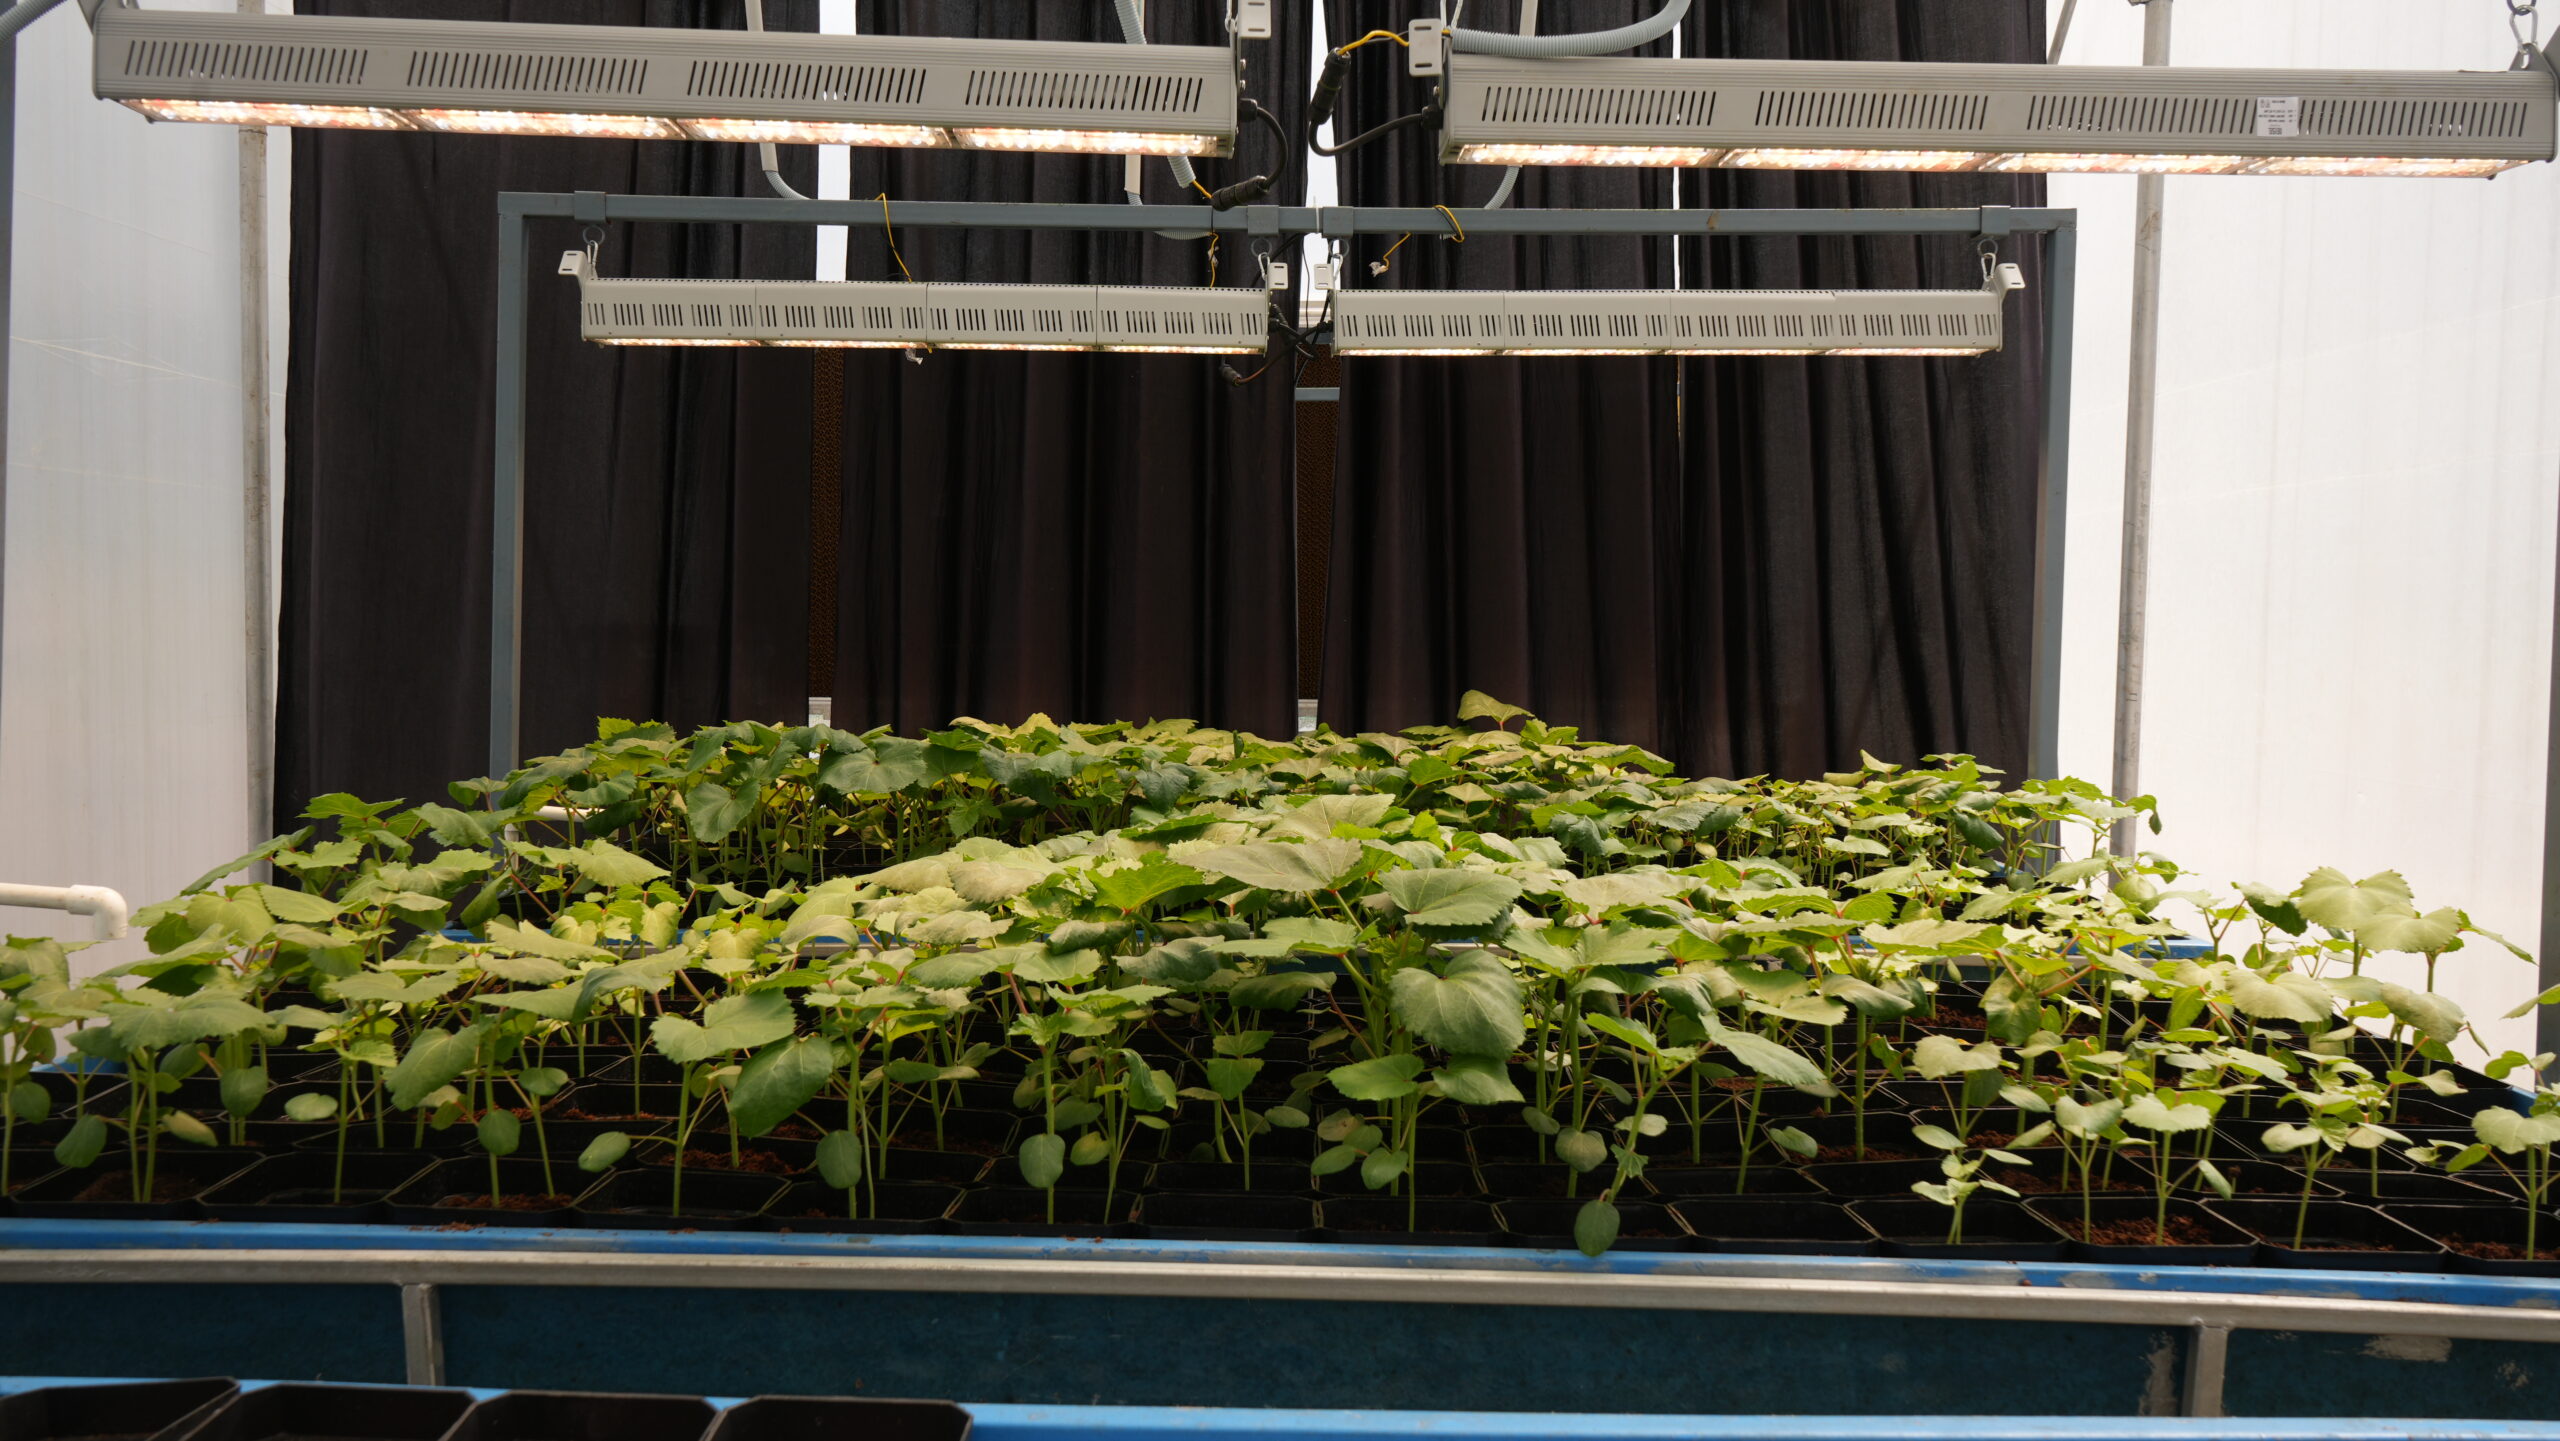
[2110,0,2172,854]
[2031,221,2077,783]
[0,32,14,774]
[238,0,272,848]
[488,208,528,780]
[2540,449,2560,1058]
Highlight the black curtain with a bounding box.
[1316,0,1684,752]
[278,0,817,828]
[1673,1,2049,778]
[828,2,1314,737]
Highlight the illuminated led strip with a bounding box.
[96,5,1235,158]
[568,257,1270,355]
[1330,269,2023,358]
[1441,54,2554,177]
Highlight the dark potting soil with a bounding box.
[1926,1007,1989,1028]
[766,1121,825,1141]
[645,1148,798,1175]
[553,1108,674,1124]
[889,1129,1002,1157]
[2059,1212,2220,1247]
[2443,1235,2555,1262]
[1807,1145,1919,1164]
[72,1171,200,1205]
[434,1191,580,1212]
[1992,1167,2141,1196]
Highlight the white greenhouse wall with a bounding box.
[0,0,287,977]
[2049,3,2560,1056]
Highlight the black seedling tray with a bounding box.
[2027,1195,2259,1266]
[189,1384,475,1441]
[575,1168,789,1229]
[1851,1197,2069,1261]
[443,1390,715,1441]
[1672,1198,1877,1256]
[384,1157,592,1228]
[0,1378,237,1441]
[700,1396,970,1441]
[2212,1199,2448,1273]
[1140,1190,1318,1241]
[197,1152,434,1224]
[764,1181,962,1234]
[1497,1199,1691,1252]
[1315,1196,1498,1247]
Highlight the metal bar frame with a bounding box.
[488,194,2077,781]
[2,1244,2546,1419]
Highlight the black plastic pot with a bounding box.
[576,1168,789,1229]
[2025,1194,2259,1266]
[1314,1161,1483,1199]
[983,1156,1144,1191]
[1636,1165,1825,1199]
[2209,1198,2447,1272]
[384,1157,590,1228]
[1147,1161,1311,1194]
[1465,1127,1560,1164]
[549,1082,707,1128]
[1316,1196,1500,1247]
[580,1054,690,1086]
[638,1136,816,1177]
[1497,1199,1690,1252]
[444,1390,715,1441]
[196,1151,434,1223]
[863,1149,990,1187]
[9,1148,264,1219]
[1139,1191,1318,1241]
[26,1070,129,1113]
[0,1378,237,1441]
[1850,1197,2070,1261]
[2385,1203,2560,1278]
[1672,1198,1877,1256]
[1800,1158,1941,1198]
[2319,1167,2509,1207]
[763,1181,962,1234]
[1770,1114,1930,1165]
[190,1383,476,1441]
[1474,1162,1647,1200]
[945,1185,1140,1237]
[3,1148,61,1205]
[881,1110,1017,1158]
[2200,1158,2346,1199]
[701,1395,970,1441]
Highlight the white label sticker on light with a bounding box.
[2255,97,2302,138]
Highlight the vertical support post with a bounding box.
[238,0,272,847]
[400,1282,446,1385]
[488,205,529,780]
[2541,470,2560,1058]
[2029,220,2077,782]
[0,30,14,767]
[2110,0,2173,851]
[2182,1322,2230,1417]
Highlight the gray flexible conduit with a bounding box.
[1447,0,1687,58]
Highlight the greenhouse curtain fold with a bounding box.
[1670,0,2050,779]
[825,1,1313,739]
[278,0,819,831]
[1316,0,1683,755]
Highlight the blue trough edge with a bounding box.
[4,1217,2559,1311]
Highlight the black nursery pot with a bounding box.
[26,1070,129,1113]
[1800,1158,1941,1199]
[763,1181,961,1234]
[2210,1198,2447,1272]
[983,1156,1142,1191]
[702,1395,971,1441]
[882,1110,1018,1158]
[191,1384,476,1441]
[0,1378,238,1441]
[1497,1199,1691,1252]
[1317,1196,1501,1248]
[1672,1199,1878,1256]
[1466,1127,1559,1164]
[384,1157,590,1228]
[3,1148,61,1204]
[196,1151,434,1223]
[2317,1166,2507,1207]
[576,1168,789,1229]
[640,1136,817,1177]
[1149,1160,1310,1195]
[1314,1161,1483,1199]
[2024,1194,2259,1267]
[445,1391,716,1441]
[2389,1203,2560,1278]
[946,1185,1140,1238]
[864,1148,991,1186]
[1140,1190,1319,1242]
[1640,1165,1826,1200]
[1850,1197,2070,1261]
[550,1082,705,1127]
[1479,1162,1662,1201]
[9,1148,264,1220]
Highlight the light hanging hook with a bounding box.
[582,224,606,265]
[2515,0,2543,62]
[1977,234,2001,283]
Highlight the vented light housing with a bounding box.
[1441,54,2556,176]
[94,4,1236,157]
[1330,266,2023,358]
[567,255,1269,354]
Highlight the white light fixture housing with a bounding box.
[1329,265,2024,358]
[565,253,1271,354]
[92,2,1237,156]
[1440,53,2557,176]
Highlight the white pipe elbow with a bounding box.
[64,885,130,940]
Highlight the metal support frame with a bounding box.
[2110,0,2173,856]
[489,194,2077,781]
[6,1244,2549,1419]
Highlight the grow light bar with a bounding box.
[1330,265,2023,358]
[1439,54,2556,176]
[566,254,1271,355]
[92,3,1236,157]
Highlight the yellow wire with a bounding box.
[874,192,913,283]
[1190,177,1216,201]
[1335,27,1411,53]
[1206,233,1219,288]
[1373,210,1463,277]
[1433,205,1465,243]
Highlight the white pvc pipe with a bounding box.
[0,883,131,940]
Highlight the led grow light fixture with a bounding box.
[92,3,1237,157]
[566,254,1270,355]
[1439,54,2556,176]
[1330,265,2023,358]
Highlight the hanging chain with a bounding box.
[2515,0,2542,61]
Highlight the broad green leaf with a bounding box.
[1360,1148,1408,1190]
[818,743,928,796]
[1093,857,1206,913]
[283,1092,337,1122]
[1189,840,1363,894]
[1069,1132,1111,1167]
[1712,1027,1830,1090]
[686,781,755,844]
[1388,953,1526,1056]
[578,1131,631,1172]
[2475,1106,2560,1153]
[1573,1198,1621,1257]
[1202,1057,1263,1100]
[1018,1132,1066,1190]
[1457,691,1529,726]
[2357,908,2462,956]
[568,840,670,890]
[477,1109,521,1157]
[816,1130,864,1188]
[651,992,796,1065]
[2124,1092,2212,1133]
[1230,971,1335,1010]
[164,1112,218,1146]
[1555,1127,1607,1172]
[2295,867,2415,933]
[1267,793,1393,841]
[1328,1053,1426,1102]
[1380,870,1522,928]
[1911,1033,2002,1079]
[730,1037,836,1137]
[256,885,341,925]
[219,1065,268,1120]
[1431,1056,1523,1106]
[388,1024,491,1110]
[53,1114,106,1169]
